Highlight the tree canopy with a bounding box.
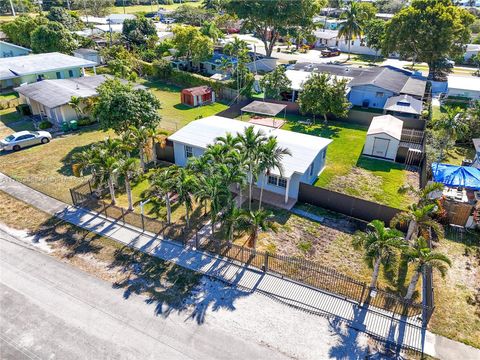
[47,6,83,30]
[93,79,162,134]
[225,0,324,57]
[259,66,291,100]
[1,15,48,48]
[30,21,77,54]
[298,73,350,123]
[122,17,157,47]
[382,0,475,79]
[172,25,214,67]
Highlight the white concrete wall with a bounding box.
[363,134,399,161]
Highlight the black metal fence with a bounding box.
[71,181,433,323]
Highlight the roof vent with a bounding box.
[76,84,80,90]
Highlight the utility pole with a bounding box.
[9,0,16,17]
[123,0,126,14]
[83,0,89,24]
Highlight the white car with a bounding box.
[0,130,52,151]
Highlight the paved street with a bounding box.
[0,229,290,360]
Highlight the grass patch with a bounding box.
[444,144,477,165]
[0,108,33,138]
[0,190,51,231]
[146,81,229,132]
[0,92,19,101]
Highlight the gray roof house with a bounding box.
[15,75,144,125]
[0,52,97,90]
[383,94,424,119]
[0,40,32,58]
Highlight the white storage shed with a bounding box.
[363,115,403,161]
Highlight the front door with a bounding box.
[372,137,390,158]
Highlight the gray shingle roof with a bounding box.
[384,94,423,115]
[241,101,287,116]
[348,67,426,97]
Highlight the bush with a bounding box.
[77,117,97,126]
[16,103,32,116]
[39,120,53,129]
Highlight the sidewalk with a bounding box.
[1,173,479,359]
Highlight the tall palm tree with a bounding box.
[257,136,292,210]
[238,126,266,210]
[97,156,120,205]
[403,237,451,300]
[149,166,177,224]
[146,126,168,167]
[221,202,244,244]
[337,2,364,60]
[126,125,150,172]
[390,203,444,242]
[68,96,83,119]
[397,182,445,207]
[352,220,406,289]
[434,106,467,166]
[174,167,196,228]
[117,156,139,211]
[238,209,276,249]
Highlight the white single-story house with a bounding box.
[168,116,332,205]
[73,48,103,65]
[363,115,403,161]
[314,29,380,57]
[0,52,97,90]
[15,75,144,125]
[464,44,480,62]
[447,75,480,100]
[0,41,32,58]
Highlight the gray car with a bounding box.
[0,130,52,151]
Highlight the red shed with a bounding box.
[180,86,216,107]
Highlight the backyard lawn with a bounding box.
[281,117,416,209]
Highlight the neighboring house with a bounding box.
[464,44,480,62]
[0,41,31,58]
[0,52,97,90]
[363,115,403,161]
[15,75,144,125]
[348,67,426,109]
[473,139,480,169]
[312,17,346,30]
[180,86,215,107]
[73,48,103,65]
[383,94,423,120]
[168,116,332,205]
[447,75,480,100]
[314,29,380,57]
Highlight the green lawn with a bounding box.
[110,2,200,14]
[0,108,34,138]
[281,116,415,209]
[0,92,19,102]
[147,81,229,132]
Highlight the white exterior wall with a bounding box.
[447,87,480,100]
[363,133,399,161]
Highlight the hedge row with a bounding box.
[0,98,20,110]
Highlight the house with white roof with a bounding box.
[0,52,97,90]
[0,41,31,58]
[168,116,332,206]
[447,75,480,100]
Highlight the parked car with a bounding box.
[162,18,175,24]
[321,47,341,57]
[0,130,52,151]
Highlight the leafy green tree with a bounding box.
[172,4,213,26]
[355,2,378,26]
[225,0,323,57]
[31,21,77,54]
[202,0,226,11]
[100,45,140,80]
[259,66,292,100]
[403,237,451,300]
[353,220,406,289]
[200,20,224,43]
[72,0,113,17]
[238,209,276,249]
[47,6,83,30]
[382,0,475,80]
[298,73,350,123]
[94,79,162,134]
[172,25,214,70]
[338,2,366,60]
[1,15,48,48]
[460,101,480,141]
[363,19,385,60]
[122,17,157,47]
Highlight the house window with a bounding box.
[278,178,287,188]
[322,149,326,159]
[268,175,278,186]
[351,40,354,45]
[309,163,314,176]
[184,145,193,158]
[56,72,62,79]
[335,40,339,46]
[376,92,384,97]
[68,70,74,77]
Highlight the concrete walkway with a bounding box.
[1,173,479,359]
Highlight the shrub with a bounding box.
[39,120,53,129]
[77,117,97,126]
[16,103,32,116]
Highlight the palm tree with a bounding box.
[149,166,177,224]
[97,156,120,205]
[200,20,224,43]
[126,125,150,172]
[397,182,445,207]
[238,209,276,249]
[146,127,168,167]
[390,203,444,242]
[238,126,266,210]
[257,136,292,210]
[221,202,244,244]
[337,2,364,60]
[434,106,467,166]
[117,156,139,211]
[68,96,83,119]
[403,237,451,300]
[174,167,196,228]
[352,220,406,289]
